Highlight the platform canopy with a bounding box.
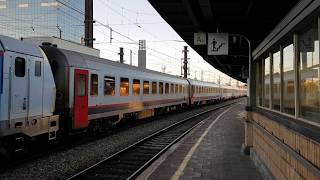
[148,0,299,82]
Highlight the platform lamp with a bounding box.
[230,34,253,155]
[230,34,253,106]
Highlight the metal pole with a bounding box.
[230,34,253,106]
[293,33,300,118]
[85,0,94,47]
[130,50,132,65]
[56,25,62,39]
[119,47,124,63]
[231,34,255,155]
[183,46,188,79]
[110,28,113,43]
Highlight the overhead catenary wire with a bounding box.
[56,0,235,84]
[57,0,182,63]
[56,0,136,42]
[95,0,182,51]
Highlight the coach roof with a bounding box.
[42,45,188,81]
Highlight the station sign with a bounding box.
[242,69,248,79]
[208,33,229,55]
[299,28,315,52]
[194,32,206,45]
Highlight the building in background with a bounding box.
[0,0,85,44]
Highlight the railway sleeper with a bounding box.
[93,166,133,174]
[118,155,153,162]
[126,151,158,157]
[117,159,150,166]
[100,163,138,172]
[142,143,168,148]
[133,148,159,154]
[147,139,174,144]
[95,174,128,180]
[155,135,179,140]
[138,145,165,150]
[122,152,155,158]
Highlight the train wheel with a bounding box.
[88,120,100,135]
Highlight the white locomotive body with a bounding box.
[0,35,58,153]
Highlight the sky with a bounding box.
[92,0,244,86]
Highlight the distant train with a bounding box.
[0,35,246,156]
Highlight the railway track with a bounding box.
[67,99,240,180]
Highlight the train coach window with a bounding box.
[152,82,157,94]
[90,74,98,96]
[77,74,86,96]
[179,84,182,94]
[120,77,129,96]
[175,84,179,94]
[15,57,25,77]
[143,81,149,95]
[159,82,164,94]
[299,23,320,122]
[133,79,140,96]
[165,83,169,94]
[104,76,115,96]
[170,83,174,94]
[35,61,41,77]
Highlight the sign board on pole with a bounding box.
[299,28,315,52]
[194,33,206,45]
[242,69,248,79]
[208,33,229,55]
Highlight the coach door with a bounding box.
[10,56,28,123]
[73,69,88,129]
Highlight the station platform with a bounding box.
[137,100,262,180]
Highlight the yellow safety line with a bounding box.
[171,105,236,180]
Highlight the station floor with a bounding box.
[137,100,263,180]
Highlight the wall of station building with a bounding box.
[251,112,319,180]
[247,1,320,179]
